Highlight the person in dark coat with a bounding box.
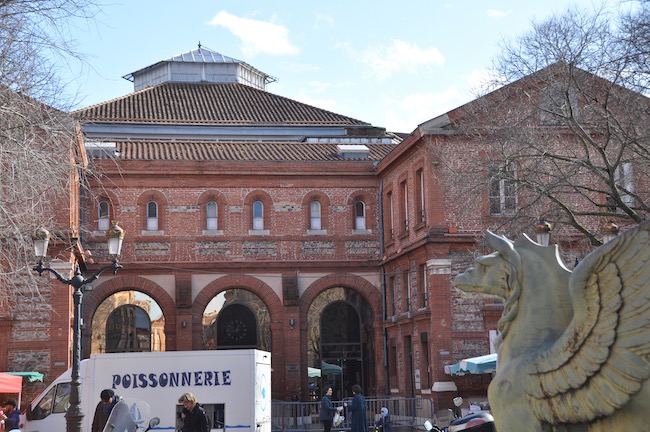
[91,389,119,432]
[345,384,367,432]
[178,392,209,432]
[320,387,343,432]
[1,399,20,430]
[375,407,393,432]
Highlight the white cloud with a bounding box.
[463,68,503,96]
[357,40,445,81]
[314,13,335,30]
[207,11,299,56]
[305,79,355,94]
[293,93,338,112]
[382,87,466,132]
[486,9,510,19]
[278,61,321,74]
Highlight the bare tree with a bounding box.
[439,2,650,247]
[0,0,101,313]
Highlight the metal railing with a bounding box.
[272,397,434,432]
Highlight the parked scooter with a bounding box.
[102,400,160,432]
[423,397,496,432]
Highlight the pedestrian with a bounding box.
[374,407,392,432]
[344,384,367,432]
[320,387,343,432]
[92,389,119,432]
[1,399,20,430]
[178,392,209,432]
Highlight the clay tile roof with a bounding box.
[74,82,369,126]
[100,140,396,162]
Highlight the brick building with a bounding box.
[71,46,399,403]
[4,50,647,415]
[375,61,650,411]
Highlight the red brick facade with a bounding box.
[5,52,646,415]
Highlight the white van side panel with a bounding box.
[23,349,271,432]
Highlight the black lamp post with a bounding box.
[32,222,125,432]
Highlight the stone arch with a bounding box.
[82,275,176,357]
[299,273,383,397]
[301,273,381,314]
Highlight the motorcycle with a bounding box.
[423,397,496,432]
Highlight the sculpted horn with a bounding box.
[486,231,521,267]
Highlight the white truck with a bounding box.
[23,349,271,432]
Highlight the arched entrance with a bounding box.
[90,290,165,354]
[307,287,375,400]
[106,304,151,352]
[202,288,272,351]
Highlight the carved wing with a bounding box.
[525,219,650,424]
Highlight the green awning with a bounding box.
[4,371,44,382]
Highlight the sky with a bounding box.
[64,0,618,134]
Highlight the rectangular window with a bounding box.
[404,271,411,312]
[618,162,634,208]
[404,336,413,394]
[399,180,408,234]
[389,341,398,389]
[489,164,517,215]
[386,191,394,239]
[419,263,428,308]
[420,333,431,390]
[389,275,396,316]
[415,168,425,223]
[539,83,579,125]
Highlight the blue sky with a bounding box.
[66,0,617,133]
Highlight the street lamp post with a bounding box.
[32,222,125,432]
[601,221,620,244]
[534,219,552,246]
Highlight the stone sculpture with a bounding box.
[453,219,650,432]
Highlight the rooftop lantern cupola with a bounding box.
[122,43,277,92]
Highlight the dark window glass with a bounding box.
[106,305,152,353]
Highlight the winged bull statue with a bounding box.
[453,219,650,432]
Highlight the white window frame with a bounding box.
[616,162,634,208]
[98,200,110,231]
[252,200,264,230]
[489,165,517,215]
[355,200,366,230]
[310,200,322,230]
[417,168,425,223]
[146,200,158,231]
[206,201,218,230]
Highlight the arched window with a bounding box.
[206,201,218,230]
[354,200,366,230]
[105,305,152,353]
[147,201,158,231]
[98,200,110,231]
[252,200,264,230]
[310,200,322,230]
